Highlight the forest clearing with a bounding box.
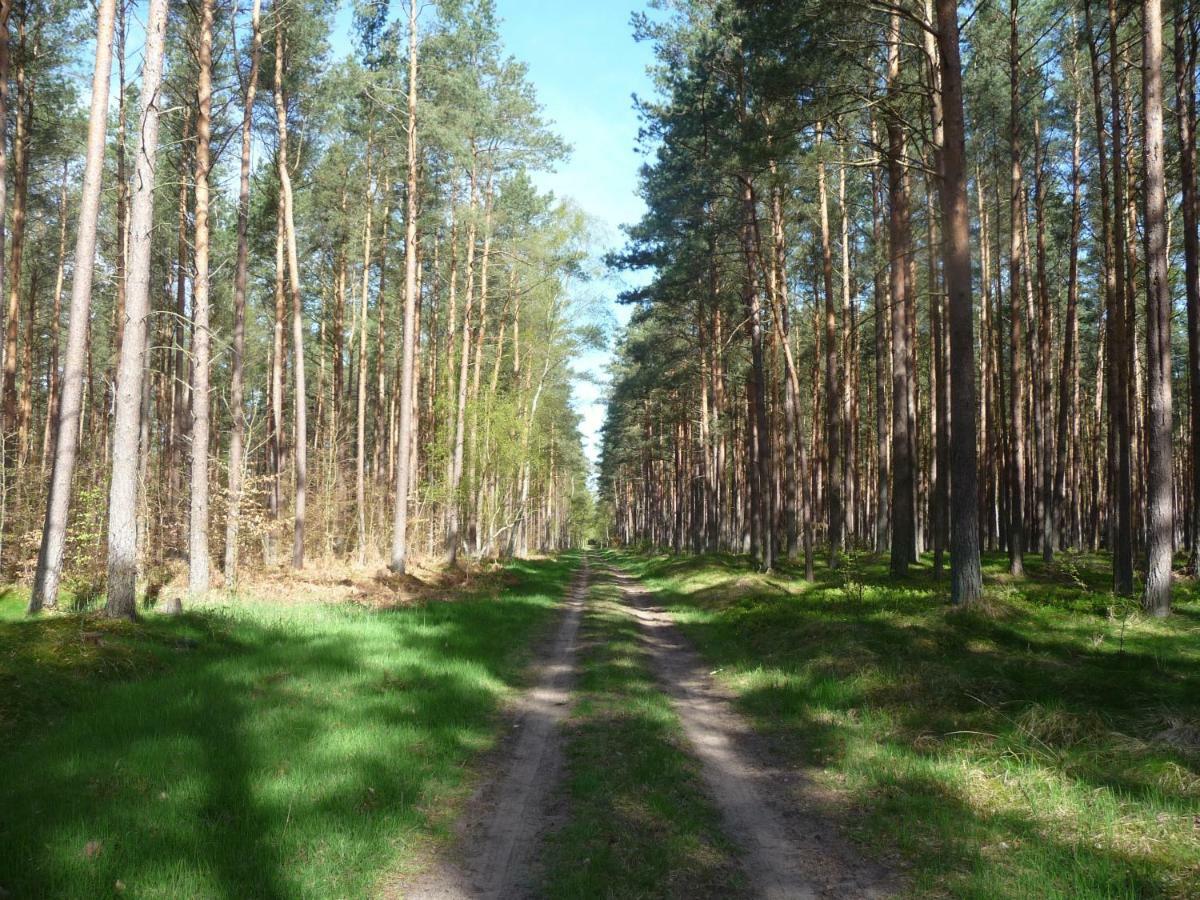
[3,0,1200,896]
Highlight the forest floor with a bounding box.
[610,548,1200,899]
[0,554,581,899]
[1,549,1198,898]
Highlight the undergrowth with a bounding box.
[0,555,578,899]
[611,549,1200,899]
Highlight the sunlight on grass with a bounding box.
[539,575,747,899]
[0,556,578,899]
[610,550,1200,899]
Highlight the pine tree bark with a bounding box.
[1108,0,1135,594]
[3,11,29,464]
[29,0,118,614]
[42,161,68,472]
[446,175,476,566]
[105,0,169,619]
[356,151,374,564]
[817,129,842,566]
[391,0,421,573]
[935,0,983,603]
[1176,0,1200,575]
[274,7,307,569]
[186,0,215,601]
[1142,0,1173,615]
[0,3,10,423]
[1055,67,1083,553]
[886,12,915,575]
[1007,0,1027,577]
[224,0,262,586]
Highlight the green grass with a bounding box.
[539,570,747,899]
[0,555,579,899]
[610,549,1200,899]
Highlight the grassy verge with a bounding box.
[0,554,578,899]
[610,550,1200,899]
[539,568,747,899]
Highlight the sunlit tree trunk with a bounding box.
[1055,64,1083,554]
[29,0,118,614]
[391,0,421,573]
[186,0,216,602]
[41,161,68,473]
[1007,0,1027,577]
[446,175,477,566]
[1142,0,1172,615]
[274,7,307,569]
[1107,0,1135,594]
[3,11,29,464]
[886,12,915,575]
[105,0,169,619]
[817,127,842,567]
[0,3,11,424]
[224,0,262,586]
[935,0,983,604]
[356,150,374,564]
[1176,0,1200,575]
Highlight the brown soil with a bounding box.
[393,557,591,899]
[606,566,899,900]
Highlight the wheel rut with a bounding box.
[399,556,590,900]
[603,565,898,900]
[399,557,896,899]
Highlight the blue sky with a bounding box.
[491,2,656,470]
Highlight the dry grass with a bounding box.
[145,555,514,611]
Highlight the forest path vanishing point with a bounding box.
[402,555,897,899]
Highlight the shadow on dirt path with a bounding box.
[604,564,899,900]
[397,557,591,899]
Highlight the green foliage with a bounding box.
[0,556,579,897]
[540,572,747,897]
[611,551,1200,898]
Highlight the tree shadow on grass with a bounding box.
[611,550,1200,896]
[0,556,577,899]
[539,575,749,899]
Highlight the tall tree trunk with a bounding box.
[167,114,191,516]
[42,160,68,472]
[1033,118,1053,561]
[356,150,374,564]
[104,0,168,619]
[871,123,890,556]
[112,0,128,367]
[390,0,420,573]
[1055,61,1084,554]
[446,174,477,566]
[29,0,118,614]
[886,12,915,574]
[1007,0,1028,577]
[224,0,262,586]
[935,0,983,603]
[274,7,307,569]
[817,128,842,566]
[1179,0,1200,575]
[1108,0,1135,594]
[3,11,28,463]
[1143,0,1173,615]
[268,198,285,563]
[0,3,11,441]
[187,0,215,601]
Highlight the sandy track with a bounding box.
[606,566,897,900]
[399,557,590,900]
